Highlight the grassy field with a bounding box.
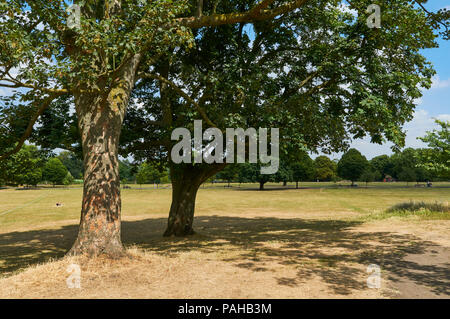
[0,183,449,298]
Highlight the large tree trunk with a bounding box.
[259,181,265,190]
[67,94,124,257]
[164,164,225,237]
[68,56,141,257]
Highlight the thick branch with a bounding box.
[301,76,339,97]
[177,0,309,29]
[248,0,277,17]
[413,0,449,36]
[0,77,68,94]
[139,72,217,128]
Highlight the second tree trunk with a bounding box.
[164,164,224,237]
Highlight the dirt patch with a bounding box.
[387,246,450,299]
[348,220,450,298]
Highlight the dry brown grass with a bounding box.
[0,185,449,298]
[0,247,386,299]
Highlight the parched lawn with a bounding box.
[0,183,449,298]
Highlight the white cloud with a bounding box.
[402,109,436,147]
[437,114,450,122]
[414,97,422,105]
[430,75,450,89]
[312,109,450,160]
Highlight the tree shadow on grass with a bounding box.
[0,216,448,297]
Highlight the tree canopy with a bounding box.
[337,148,368,185]
[418,119,450,178]
[42,157,69,185]
[314,156,336,181]
[0,144,43,186]
[291,151,315,188]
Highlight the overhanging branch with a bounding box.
[0,93,62,161]
[176,0,309,29]
[0,76,68,95]
[138,72,217,128]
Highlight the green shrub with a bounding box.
[363,201,449,221]
[63,172,75,186]
[387,201,449,213]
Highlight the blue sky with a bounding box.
[342,0,450,160]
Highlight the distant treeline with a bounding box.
[215,147,450,190]
[1,146,447,189]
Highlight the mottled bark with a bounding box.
[68,55,141,257]
[164,176,200,237]
[163,164,225,237]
